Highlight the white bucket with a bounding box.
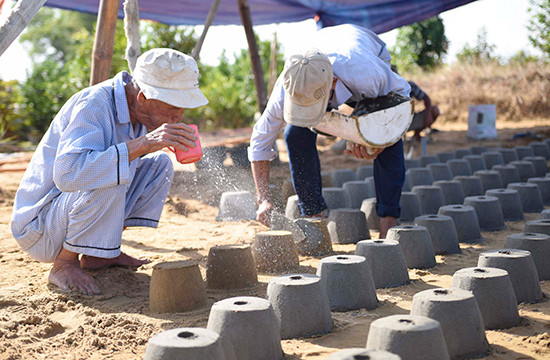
[467,104,497,140]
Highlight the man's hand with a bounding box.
[256,199,274,227]
[127,123,197,162]
[144,123,197,153]
[345,142,384,160]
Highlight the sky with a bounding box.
[0,0,538,82]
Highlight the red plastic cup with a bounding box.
[169,124,203,164]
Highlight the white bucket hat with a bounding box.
[282,48,333,128]
[132,48,208,109]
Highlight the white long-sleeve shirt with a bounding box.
[248,24,410,162]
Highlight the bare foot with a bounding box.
[48,259,101,295]
[80,252,150,270]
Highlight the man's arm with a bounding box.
[251,160,273,226]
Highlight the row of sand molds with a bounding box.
[438,204,484,243]
[414,214,460,254]
[478,249,543,303]
[317,255,378,311]
[207,296,284,360]
[355,240,410,288]
[328,348,400,360]
[266,274,333,339]
[206,244,258,290]
[366,314,450,360]
[386,225,436,269]
[328,208,370,244]
[149,260,207,313]
[399,192,422,222]
[451,267,519,329]
[410,288,489,359]
[463,195,506,231]
[144,327,226,360]
[270,213,333,256]
[252,230,299,273]
[505,232,550,280]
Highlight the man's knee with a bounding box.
[144,152,174,181]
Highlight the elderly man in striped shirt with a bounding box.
[11,48,208,295]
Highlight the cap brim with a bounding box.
[136,80,209,109]
[283,92,327,128]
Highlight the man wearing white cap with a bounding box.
[11,48,208,295]
[248,24,410,237]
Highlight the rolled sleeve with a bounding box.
[248,77,286,162]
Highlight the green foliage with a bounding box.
[17,8,129,140]
[508,50,540,65]
[527,0,550,59]
[20,59,74,135]
[0,80,23,142]
[391,16,448,71]
[456,27,497,65]
[141,22,197,55]
[12,7,284,139]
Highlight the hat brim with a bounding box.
[136,80,209,109]
[283,91,328,128]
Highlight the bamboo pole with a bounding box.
[0,0,47,57]
[192,0,221,61]
[90,0,120,86]
[123,0,140,73]
[237,0,267,113]
[268,31,278,96]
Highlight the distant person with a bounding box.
[11,48,208,295]
[248,24,411,238]
[391,64,440,141]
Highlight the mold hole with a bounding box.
[434,289,448,295]
[178,331,196,339]
[336,256,349,260]
[473,268,486,273]
[403,225,413,229]
[290,275,303,280]
[353,356,371,360]
[398,319,413,324]
[498,189,505,192]
[525,233,536,236]
[234,301,248,305]
[478,196,486,199]
[498,250,511,255]
[428,215,438,218]
[453,206,462,209]
[374,240,384,243]
[542,220,550,223]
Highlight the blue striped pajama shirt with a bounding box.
[11,71,173,262]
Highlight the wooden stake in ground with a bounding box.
[238,0,267,113]
[90,0,120,86]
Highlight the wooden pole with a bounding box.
[90,0,120,86]
[237,0,267,113]
[192,0,221,61]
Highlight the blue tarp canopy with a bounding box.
[44,0,477,34]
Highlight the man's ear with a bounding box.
[137,90,147,104]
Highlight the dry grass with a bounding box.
[405,62,550,125]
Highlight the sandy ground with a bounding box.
[1,121,550,360]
